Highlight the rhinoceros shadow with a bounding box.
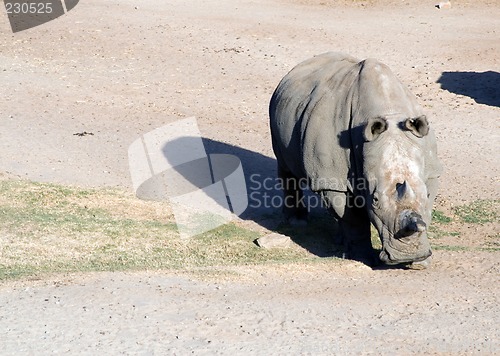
[437,71,500,107]
[161,137,342,258]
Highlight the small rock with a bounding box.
[435,1,451,9]
[255,233,291,249]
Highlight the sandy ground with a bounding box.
[1,254,499,354]
[0,0,499,354]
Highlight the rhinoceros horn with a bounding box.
[396,180,415,201]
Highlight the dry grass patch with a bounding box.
[0,178,315,280]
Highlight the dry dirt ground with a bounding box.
[0,0,499,354]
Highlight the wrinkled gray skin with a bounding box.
[269,52,442,266]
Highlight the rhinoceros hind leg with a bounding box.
[278,165,308,225]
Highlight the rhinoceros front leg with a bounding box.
[322,191,377,266]
[278,165,308,226]
[339,206,378,266]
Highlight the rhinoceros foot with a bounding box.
[406,255,433,270]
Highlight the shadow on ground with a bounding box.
[437,71,500,107]
[273,214,341,258]
[159,137,341,258]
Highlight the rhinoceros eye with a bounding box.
[372,193,380,208]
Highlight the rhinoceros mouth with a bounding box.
[377,221,432,265]
[379,248,432,265]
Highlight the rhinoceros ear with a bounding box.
[404,115,429,138]
[364,117,387,141]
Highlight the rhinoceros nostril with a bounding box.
[397,209,426,237]
[410,216,426,232]
[404,217,426,234]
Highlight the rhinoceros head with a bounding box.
[362,115,433,265]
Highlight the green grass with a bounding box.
[432,210,452,224]
[432,245,469,252]
[429,209,456,239]
[432,245,500,253]
[429,200,499,251]
[0,179,315,281]
[453,200,499,224]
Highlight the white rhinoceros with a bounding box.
[269,52,442,266]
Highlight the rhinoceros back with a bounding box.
[269,52,363,192]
